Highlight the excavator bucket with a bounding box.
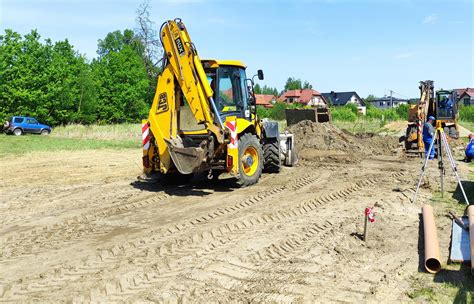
[165,137,208,174]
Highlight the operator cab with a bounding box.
[202,60,262,121]
[436,90,457,120]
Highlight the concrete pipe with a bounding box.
[468,206,474,275]
[422,205,441,273]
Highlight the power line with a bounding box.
[389,90,410,99]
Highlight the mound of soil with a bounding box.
[287,120,400,162]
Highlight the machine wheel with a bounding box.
[13,128,23,136]
[236,133,263,187]
[263,138,281,173]
[449,126,458,139]
[444,127,449,136]
[41,129,50,135]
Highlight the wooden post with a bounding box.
[363,212,369,241]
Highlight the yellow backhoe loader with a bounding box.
[142,18,296,186]
[404,80,459,155]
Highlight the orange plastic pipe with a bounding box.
[422,205,441,273]
[468,206,474,275]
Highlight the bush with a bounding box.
[460,106,474,122]
[256,106,270,119]
[365,107,401,121]
[268,102,287,120]
[396,104,409,120]
[256,102,287,120]
[366,107,384,119]
[344,103,359,114]
[331,107,357,122]
[383,108,400,121]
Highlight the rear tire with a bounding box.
[13,128,22,136]
[263,138,281,173]
[236,133,263,187]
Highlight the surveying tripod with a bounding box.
[412,122,470,205]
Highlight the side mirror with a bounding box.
[257,69,264,80]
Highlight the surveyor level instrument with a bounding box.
[412,122,470,205]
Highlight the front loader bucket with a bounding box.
[165,138,207,174]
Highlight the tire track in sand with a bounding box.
[0,172,318,260]
[1,171,408,302]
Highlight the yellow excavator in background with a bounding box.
[141,18,296,186]
[404,80,459,154]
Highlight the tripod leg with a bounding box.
[438,130,444,196]
[441,132,470,205]
[413,133,437,203]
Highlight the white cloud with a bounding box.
[422,14,438,25]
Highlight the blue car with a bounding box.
[3,116,52,136]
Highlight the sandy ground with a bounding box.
[0,142,471,303]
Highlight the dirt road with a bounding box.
[0,140,470,302]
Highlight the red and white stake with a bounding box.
[364,207,375,241]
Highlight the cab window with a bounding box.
[216,66,246,115]
[14,117,24,123]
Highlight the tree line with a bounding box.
[254,77,313,96]
[0,0,319,127]
[0,25,316,127]
[0,2,160,126]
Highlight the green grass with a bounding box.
[332,118,391,134]
[408,265,474,304]
[0,123,142,157]
[460,121,474,133]
[0,134,139,157]
[408,162,474,303]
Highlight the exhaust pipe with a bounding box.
[279,132,297,166]
[422,204,441,273]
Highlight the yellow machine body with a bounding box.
[141,19,291,186]
[404,80,459,154]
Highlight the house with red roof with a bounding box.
[278,89,327,107]
[456,88,474,106]
[255,94,276,108]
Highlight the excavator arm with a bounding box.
[160,19,223,130]
[147,19,225,174]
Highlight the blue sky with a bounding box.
[1,0,472,98]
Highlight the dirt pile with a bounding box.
[287,120,400,161]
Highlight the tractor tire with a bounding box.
[236,133,263,187]
[263,138,281,173]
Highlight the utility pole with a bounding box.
[390,90,393,108]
